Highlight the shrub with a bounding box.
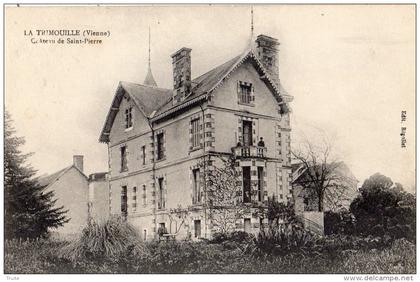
[57,217,149,263]
[250,223,319,257]
[324,210,355,235]
[211,231,253,243]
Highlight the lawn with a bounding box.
[4,236,415,274]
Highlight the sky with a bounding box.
[5,5,416,192]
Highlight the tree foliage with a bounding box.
[4,111,68,239]
[350,173,415,241]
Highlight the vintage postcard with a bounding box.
[3,4,416,277]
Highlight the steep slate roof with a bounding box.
[151,50,291,120]
[99,82,172,142]
[120,82,172,117]
[99,49,293,143]
[37,165,87,189]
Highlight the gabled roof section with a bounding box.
[192,55,242,97]
[150,56,241,120]
[37,165,87,189]
[200,50,290,100]
[121,82,172,116]
[99,82,172,143]
[99,49,293,141]
[151,49,292,121]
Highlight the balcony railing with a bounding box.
[232,145,267,158]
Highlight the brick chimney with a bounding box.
[73,155,84,173]
[255,34,280,86]
[171,47,192,104]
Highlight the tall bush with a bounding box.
[251,223,318,257]
[250,200,318,256]
[350,173,415,241]
[324,210,354,235]
[58,217,149,262]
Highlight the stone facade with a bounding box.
[101,34,293,240]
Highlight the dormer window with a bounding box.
[237,81,255,105]
[125,107,133,129]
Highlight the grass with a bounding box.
[4,218,416,274]
[5,237,415,274]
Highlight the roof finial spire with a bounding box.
[143,25,158,87]
[148,25,151,69]
[251,6,254,40]
[244,5,255,52]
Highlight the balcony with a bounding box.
[232,145,267,158]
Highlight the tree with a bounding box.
[204,156,250,235]
[4,111,68,239]
[292,136,355,212]
[350,173,415,241]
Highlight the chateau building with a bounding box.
[99,32,293,240]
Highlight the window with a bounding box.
[242,120,253,146]
[192,169,201,204]
[125,107,133,129]
[158,223,167,236]
[132,187,137,212]
[191,118,200,148]
[141,145,146,165]
[143,229,147,241]
[194,220,201,238]
[257,167,264,202]
[120,146,128,172]
[142,184,147,206]
[121,186,128,219]
[239,82,253,104]
[156,133,165,160]
[242,166,251,203]
[244,218,251,233]
[157,177,165,209]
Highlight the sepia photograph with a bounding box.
[3,3,416,276]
